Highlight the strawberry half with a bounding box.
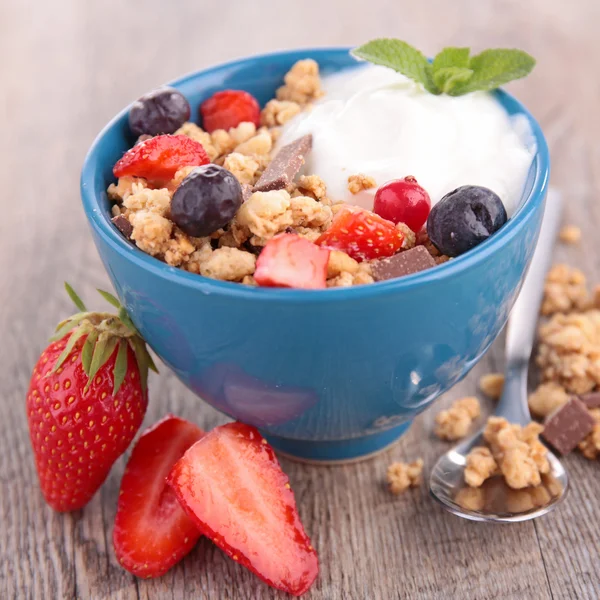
[113,134,209,182]
[113,415,204,578]
[254,233,330,289]
[316,206,404,262]
[26,284,156,512]
[167,422,319,596]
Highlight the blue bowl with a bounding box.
[81,48,549,463]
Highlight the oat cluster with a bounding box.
[386,459,424,495]
[463,417,549,490]
[434,396,481,441]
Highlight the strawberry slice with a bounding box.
[167,422,319,596]
[316,206,404,262]
[113,134,210,182]
[254,233,330,289]
[113,415,205,578]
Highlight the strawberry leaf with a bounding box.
[97,289,121,309]
[118,306,137,334]
[86,333,118,391]
[129,337,151,393]
[65,282,87,312]
[113,339,128,396]
[50,326,88,374]
[81,329,98,375]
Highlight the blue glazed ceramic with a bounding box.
[81,48,549,463]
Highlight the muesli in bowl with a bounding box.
[108,39,537,289]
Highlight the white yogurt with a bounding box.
[277,64,536,215]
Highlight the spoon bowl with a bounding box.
[429,430,569,522]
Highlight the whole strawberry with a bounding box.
[26,284,156,512]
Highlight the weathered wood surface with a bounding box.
[1,0,599,598]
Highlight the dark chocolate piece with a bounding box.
[578,391,600,409]
[241,184,253,202]
[253,134,312,192]
[541,397,595,455]
[371,246,436,282]
[111,214,133,239]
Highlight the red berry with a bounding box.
[316,206,404,262]
[26,285,153,512]
[167,422,319,596]
[113,135,209,182]
[373,176,431,232]
[113,415,205,578]
[254,233,330,289]
[200,90,260,133]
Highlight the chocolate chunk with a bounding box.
[578,391,600,409]
[541,397,595,455]
[371,246,436,282]
[241,184,253,202]
[253,134,312,192]
[111,214,133,239]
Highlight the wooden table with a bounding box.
[2,0,599,598]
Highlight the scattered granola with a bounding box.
[541,264,589,316]
[528,382,569,417]
[578,408,600,459]
[386,459,423,495]
[536,309,600,394]
[347,174,376,195]
[478,373,505,400]
[559,225,582,244]
[434,397,481,441]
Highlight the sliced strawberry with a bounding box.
[254,233,330,289]
[167,422,319,596]
[200,90,260,133]
[113,135,210,182]
[113,415,204,578]
[316,206,404,262]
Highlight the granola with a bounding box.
[434,396,481,441]
[107,58,508,288]
[347,174,376,195]
[386,459,423,494]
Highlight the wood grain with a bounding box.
[1,0,600,598]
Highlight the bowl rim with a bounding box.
[80,46,550,304]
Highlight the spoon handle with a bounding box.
[498,189,563,424]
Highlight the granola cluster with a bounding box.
[386,459,424,494]
[463,417,549,490]
[433,396,481,440]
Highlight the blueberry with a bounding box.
[427,185,507,257]
[128,87,190,137]
[171,165,242,237]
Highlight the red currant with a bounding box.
[373,176,431,232]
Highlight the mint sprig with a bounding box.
[351,39,535,96]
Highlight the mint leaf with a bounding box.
[449,49,535,95]
[352,39,438,94]
[432,47,470,71]
[433,67,474,94]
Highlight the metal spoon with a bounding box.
[429,189,569,522]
